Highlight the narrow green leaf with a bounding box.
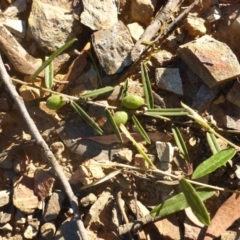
[192,148,236,179]
[151,187,215,218]
[81,169,121,190]
[71,101,103,135]
[146,108,187,116]
[132,115,151,144]
[44,56,53,89]
[104,109,123,143]
[87,49,103,87]
[179,178,211,226]
[172,125,190,162]
[119,124,154,167]
[81,86,115,98]
[141,63,154,108]
[122,78,129,99]
[31,38,77,81]
[206,132,218,155]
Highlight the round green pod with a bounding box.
[46,95,66,110]
[113,111,128,126]
[122,94,144,109]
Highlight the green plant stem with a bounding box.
[94,162,240,194]
[211,129,240,151]
[11,78,117,109]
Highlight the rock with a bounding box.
[114,149,133,162]
[3,19,26,38]
[205,6,222,23]
[151,50,173,68]
[155,141,174,171]
[213,5,240,61]
[24,219,40,239]
[3,0,27,17]
[192,83,219,111]
[127,199,149,218]
[178,35,240,88]
[134,154,155,168]
[183,14,207,37]
[0,204,14,224]
[34,169,55,200]
[80,0,118,31]
[0,222,13,232]
[40,222,56,239]
[70,65,98,97]
[226,81,240,108]
[107,85,123,105]
[56,120,129,162]
[92,21,134,75]
[210,103,240,131]
[131,0,157,25]
[28,0,82,52]
[13,176,39,214]
[69,159,105,185]
[0,190,11,207]
[53,220,80,240]
[127,22,144,42]
[80,193,97,207]
[155,68,183,95]
[184,217,202,240]
[44,191,64,222]
[15,209,26,225]
[84,189,112,226]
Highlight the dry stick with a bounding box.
[152,0,201,45]
[118,214,162,235]
[130,0,182,62]
[0,24,42,75]
[0,56,88,240]
[11,77,117,109]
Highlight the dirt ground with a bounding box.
[0,0,240,240]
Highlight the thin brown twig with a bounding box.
[0,55,88,240]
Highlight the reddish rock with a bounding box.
[13,176,39,214]
[178,35,240,88]
[34,169,55,200]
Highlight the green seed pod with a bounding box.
[122,94,144,109]
[46,95,66,110]
[113,111,128,126]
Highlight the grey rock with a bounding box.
[29,0,82,52]
[155,68,183,95]
[44,191,64,222]
[178,35,240,88]
[92,21,134,75]
[53,220,80,240]
[226,81,240,108]
[81,0,118,30]
[192,83,219,111]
